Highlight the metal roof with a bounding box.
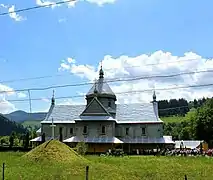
[120,136,174,144]
[63,136,123,143]
[41,103,160,123]
[86,78,116,97]
[175,140,203,149]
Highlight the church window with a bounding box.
[83,126,88,134]
[126,128,129,135]
[101,126,106,134]
[141,127,146,136]
[70,128,73,134]
[108,100,111,107]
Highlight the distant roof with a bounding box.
[175,140,203,149]
[41,103,162,123]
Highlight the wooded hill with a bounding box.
[0,114,27,136]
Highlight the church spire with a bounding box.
[99,61,104,79]
[153,90,156,102]
[51,90,55,105]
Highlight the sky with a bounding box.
[1,0,213,113]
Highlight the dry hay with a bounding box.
[23,139,87,163]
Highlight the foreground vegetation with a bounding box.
[0,152,212,180]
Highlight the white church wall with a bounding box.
[115,123,163,138]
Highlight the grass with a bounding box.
[21,120,41,128]
[0,151,213,179]
[23,140,87,163]
[161,116,187,123]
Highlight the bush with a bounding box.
[76,142,88,155]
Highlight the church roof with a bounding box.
[86,78,116,98]
[41,103,162,123]
[86,66,116,98]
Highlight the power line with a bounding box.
[3,82,213,103]
[1,68,213,94]
[0,57,209,84]
[0,0,76,16]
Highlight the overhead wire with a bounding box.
[0,57,211,84]
[2,82,213,103]
[0,0,76,16]
[0,68,213,94]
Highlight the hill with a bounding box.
[23,140,87,163]
[4,110,47,123]
[0,114,27,136]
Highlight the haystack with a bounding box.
[23,139,87,163]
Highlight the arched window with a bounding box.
[101,126,106,134]
[83,126,88,134]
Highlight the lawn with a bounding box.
[0,152,212,180]
[161,116,186,123]
[21,120,41,129]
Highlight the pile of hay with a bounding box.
[23,140,87,163]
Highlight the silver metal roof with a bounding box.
[86,78,115,97]
[175,140,203,149]
[41,103,160,123]
[120,136,174,144]
[63,136,123,143]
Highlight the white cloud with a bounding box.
[0,98,16,114]
[36,0,116,9]
[58,18,67,23]
[0,4,26,21]
[59,51,213,103]
[0,84,16,114]
[86,0,116,6]
[8,5,26,21]
[36,0,61,8]
[58,98,85,105]
[17,92,27,98]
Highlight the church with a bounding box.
[31,66,174,153]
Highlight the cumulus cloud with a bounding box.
[0,98,16,114]
[59,51,213,103]
[58,98,85,105]
[17,92,27,98]
[0,4,26,21]
[36,0,62,8]
[36,0,116,8]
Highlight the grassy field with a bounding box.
[0,152,212,180]
[21,120,41,128]
[161,116,187,123]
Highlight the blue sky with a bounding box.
[1,0,213,113]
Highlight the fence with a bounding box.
[1,163,189,180]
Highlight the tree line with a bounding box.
[158,97,208,117]
[163,98,213,147]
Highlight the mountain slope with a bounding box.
[0,114,27,136]
[4,111,47,123]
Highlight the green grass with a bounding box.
[21,120,41,128]
[161,116,187,123]
[0,152,213,179]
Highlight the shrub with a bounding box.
[76,142,88,155]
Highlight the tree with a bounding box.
[193,98,213,145]
[9,132,15,148]
[23,132,30,149]
[76,142,88,155]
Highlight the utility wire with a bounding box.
[0,57,209,84]
[1,68,213,94]
[0,0,76,16]
[3,82,213,102]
